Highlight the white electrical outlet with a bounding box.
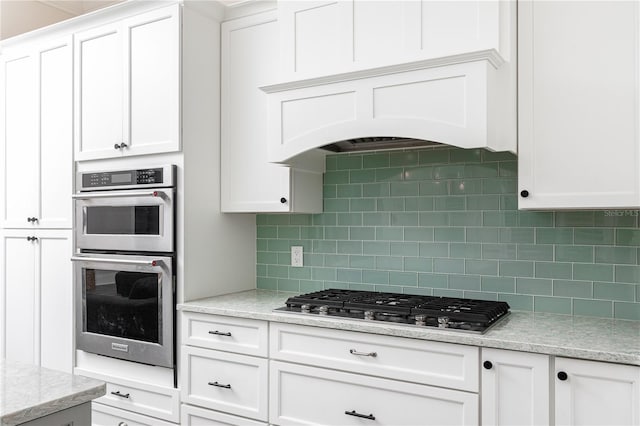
[291,246,303,267]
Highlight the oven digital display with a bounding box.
[111,173,132,184]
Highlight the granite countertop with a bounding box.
[178,289,640,366]
[0,360,105,426]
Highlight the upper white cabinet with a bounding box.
[74,4,180,161]
[518,1,640,209]
[221,10,322,212]
[0,36,72,229]
[555,357,640,425]
[278,0,511,80]
[481,348,550,426]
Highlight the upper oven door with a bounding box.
[74,188,174,252]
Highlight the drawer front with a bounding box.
[182,312,268,357]
[270,322,479,392]
[94,377,180,422]
[181,346,268,421]
[181,404,267,426]
[270,361,478,426]
[92,402,176,426]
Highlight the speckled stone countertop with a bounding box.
[0,360,105,426]
[178,289,640,366]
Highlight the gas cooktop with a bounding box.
[274,289,510,334]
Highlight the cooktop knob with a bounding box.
[301,304,311,313]
[318,305,329,315]
[415,315,426,326]
[438,316,450,328]
[364,311,375,321]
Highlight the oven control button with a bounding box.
[301,304,311,313]
[364,310,375,321]
[318,305,329,315]
[415,314,426,326]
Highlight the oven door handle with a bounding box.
[71,256,163,267]
[72,190,166,199]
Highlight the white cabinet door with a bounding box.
[38,38,73,228]
[38,230,72,373]
[0,37,72,229]
[74,22,124,160]
[74,5,180,161]
[123,5,180,157]
[481,348,550,426]
[1,230,72,373]
[1,51,38,228]
[3,233,37,365]
[555,357,640,426]
[221,11,321,213]
[518,1,640,208]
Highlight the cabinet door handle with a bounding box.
[345,410,375,421]
[483,360,493,370]
[208,330,232,337]
[117,422,128,426]
[349,349,377,357]
[114,143,129,150]
[557,371,568,381]
[26,217,38,223]
[26,236,38,242]
[280,197,287,204]
[208,381,231,389]
[110,390,130,399]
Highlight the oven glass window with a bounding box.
[85,206,160,235]
[84,269,160,343]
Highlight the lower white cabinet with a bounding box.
[555,357,640,426]
[481,348,550,425]
[92,402,176,426]
[270,361,478,426]
[0,229,72,373]
[181,404,267,426]
[181,345,269,421]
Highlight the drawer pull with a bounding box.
[345,410,376,421]
[208,381,232,389]
[349,349,377,357]
[208,330,232,337]
[110,391,130,399]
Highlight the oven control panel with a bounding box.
[78,165,175,191]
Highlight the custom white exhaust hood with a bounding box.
[260,0,517,174]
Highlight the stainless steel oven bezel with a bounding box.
[72,253,174,368]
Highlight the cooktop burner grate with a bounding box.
[275,289,510,334]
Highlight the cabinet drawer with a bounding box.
[181,346,268,421]
[92,402,176,426]
[182,312,268,357]
[93,376,180,423]
[270,322,479,392]
[270,361,478,426]
[181,404,267,426]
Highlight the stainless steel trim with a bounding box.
[71,256,161,266]
[72,190,164,199]
[76,164,175,191]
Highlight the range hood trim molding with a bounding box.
[260,49,504,94]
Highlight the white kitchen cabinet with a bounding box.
[0,36,72,229]
[92,402,177,426]
[270,360,478,426]
[181,403,267,426]
[0,229,72,373]
[220,10,322,213]
[518,1,640,209]
[74,4,180,161]
[278,0,512,81]
[481,348,550,426]
[555,357,640,426]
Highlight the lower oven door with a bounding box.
[72,253,174,368]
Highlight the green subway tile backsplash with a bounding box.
[256,147,640,320]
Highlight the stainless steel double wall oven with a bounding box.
[72,165,176,368]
